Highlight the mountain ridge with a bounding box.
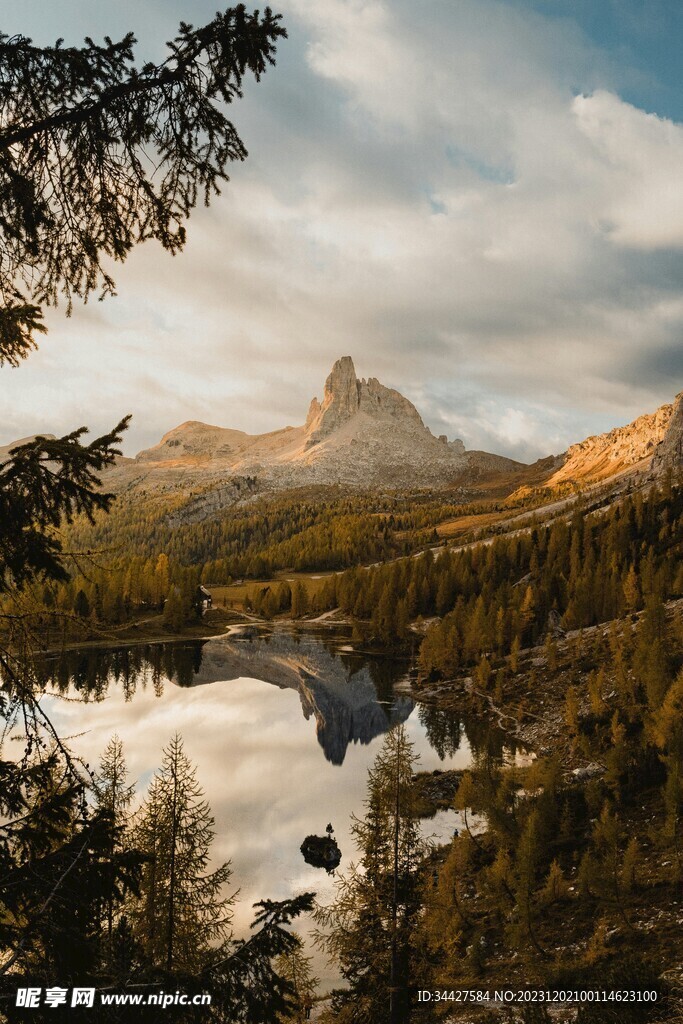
[546,391,683,486]
[107,356,522,499]
[3,360,682,520]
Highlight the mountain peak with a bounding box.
[305,356,359,446]
[108,355,522,504]
[305,355,425,447]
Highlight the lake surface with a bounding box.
[37,626,519,989]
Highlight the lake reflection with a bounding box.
[37,628,518,988]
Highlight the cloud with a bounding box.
[573,89,683,250]
[2,0,683,462]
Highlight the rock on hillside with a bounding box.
[652,392,683,473]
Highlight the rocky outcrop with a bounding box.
[547,395,681,486]
[166,476,259,526]
[357,376,425,426]
[652,392,683,472]
[305,356,361,445]
[304,356,426,448]
[101,355,519,508]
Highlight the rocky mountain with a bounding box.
[4,361,681,515]
[544,391,683,487]
[106,356,523,507]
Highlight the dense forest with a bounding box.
[3,488,504,635]
[321,718,681,1023]
[4,469,641,640]
[241,476,683,656]
[65,488,470,575]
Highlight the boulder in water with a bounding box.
[300,834,342,873]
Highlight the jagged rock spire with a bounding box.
[305,355,429,447]
[305,357,359,445]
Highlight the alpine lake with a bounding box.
[36,625,527,990]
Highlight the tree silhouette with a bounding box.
[0,6,286,364]
[95,736,136,951]
[132,734,233,972]
[315,726,424,1024]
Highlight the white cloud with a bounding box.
[2,0,683,462]
[573,89,683,250]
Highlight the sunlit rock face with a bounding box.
[304,355,426,448]
[99,355,521,512]
[305,356,362,445]
[547,391,683,486]
[187,631,413,764]
[652,392,683,472]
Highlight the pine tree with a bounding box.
[153,553,171,607]
[512,809,547,957]
[315,726,425,1024]
[454,772,484,850]
[74,587,91,619]
[275,935,319,1022]
[620,837,639,894]
[622,564,640,612]
[0,7,288,998]
[132,734,233,972]
[97,735,135,821]
[588,804,634,930]
[540,859,567,906]
[510,634,521,673]
[163,584,192,632]
[662,762,683,877]
[291,581,310,618]
[96,736,136,950]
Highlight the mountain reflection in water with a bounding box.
[37,627,517,767]
[41,629,415,765]
[189,631,414,764]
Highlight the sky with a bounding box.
[1,0,683,462]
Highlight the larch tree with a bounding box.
[130,735,315,1021]
[314,725,425,1024]
[95,735,136,949]
[132,733,233,973]
[274,934,319,1023]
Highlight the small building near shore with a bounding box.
[195,585,213,615]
